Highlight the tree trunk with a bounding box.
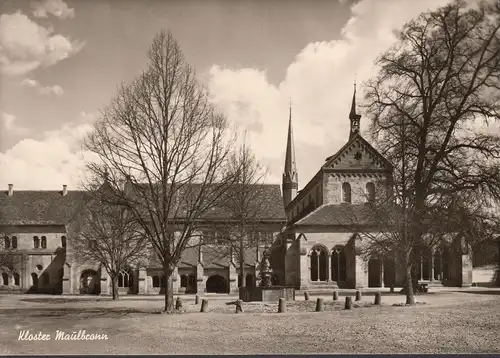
[239,237,245,288]
[163,266,175,313]
[404,264,416,305]
[111,275,119,300]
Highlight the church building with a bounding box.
[278,88,474,291]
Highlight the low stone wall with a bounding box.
[472,265,499,287]
[239,286,295,302]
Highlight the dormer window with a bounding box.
[341,182,351,203]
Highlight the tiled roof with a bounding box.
[0,190,91,226]
[126,182,286,222]
[293,204,380,227]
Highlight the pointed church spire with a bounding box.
[282,99,298,207]
[349,81,361,139]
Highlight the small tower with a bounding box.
[349,83,361,139]
[282,102,298,207]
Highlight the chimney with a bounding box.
[62,185,67,196]
[8,184,13,197]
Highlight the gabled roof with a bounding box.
[0,190,91,226]
[323,133,392,171]
[125,182,286,222]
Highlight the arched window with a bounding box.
[152,276,160,288]
[342,182,351,203]
[11,236,17,249]
[41,236,47,249]
[118,269,131,288]
[33,236,40,249]
[331,246,347,282]
[4,236,10,249]
[13,272,20,286]
[31,273,38,287]
[180,275,188,288]
[310,246,328,282]
[366,182,375,202]
[61,236,67,249]
[1,272,8,285]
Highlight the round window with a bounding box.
[36,264,43,271]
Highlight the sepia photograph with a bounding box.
[0,0,500,355]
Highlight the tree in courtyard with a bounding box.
[351,0,500,304]
[84,30,236,312]
[72,189,149,300]
[203,138,272,289]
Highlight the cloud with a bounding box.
[1,112,29,135]
[0,115,97,190]
[20,78,64,96]
[0,11,84,76]
[31,0,75,19]
[207,0,459,187]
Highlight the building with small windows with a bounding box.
[277,88,476,291]
[0,181,285,295]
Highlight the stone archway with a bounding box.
[206,275,228,293]
[80,269,99,295]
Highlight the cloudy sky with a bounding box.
[0,0,460,190]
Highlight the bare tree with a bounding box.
[204,139,270,288]
[84,30,236,312]
[72,186,148,300]
[360,0,500,304]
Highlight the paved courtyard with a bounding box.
[0,288,499,354]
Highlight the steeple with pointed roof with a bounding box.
[349,83,361,139]
[282,100,298,208]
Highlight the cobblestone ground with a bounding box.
[0,289,499,355]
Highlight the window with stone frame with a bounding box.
[341,182,352,203]
[13,272,20,286]
[118,268,132,288]
[180,275,188,288]
[41,236,47,249]
[366,182,376,202]
[11,236,17,249]
[4,236,10,249]
[33,236,40,249]
[61,236,67,249]
[152,275,160,288]
[1,272,8,285]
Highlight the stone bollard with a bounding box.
[304,291,310,301]
[345,296,353,310]
[355,290,362,301]
[333,290,339,301]
[195,295,200,304]
[175,297,182,310]
[278,298,286,313]
[315,298,324,312]
[374,292,382,305]
[200,299,208,313]
[235,300,243,313]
